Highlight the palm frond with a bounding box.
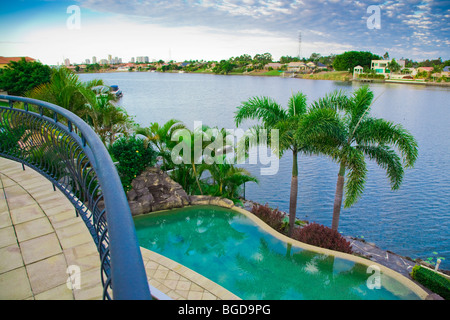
[234,96,287,128]
[288,92,308,117]
[355,117,418,168]
[357,144,404,190]
[343,147,367,208]
[310,89,350,112]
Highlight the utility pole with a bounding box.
[298,31,302,60]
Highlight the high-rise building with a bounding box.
[136,56,149,63]
[85,58,90,64]
[92,56,97,64]
[64,58,70,66]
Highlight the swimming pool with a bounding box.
[134,205,426,300]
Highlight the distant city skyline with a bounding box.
[1,0,449,66]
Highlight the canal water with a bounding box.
[80,72,450,269]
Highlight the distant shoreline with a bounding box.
[76,70,450,87]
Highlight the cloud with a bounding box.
[2,0,449,63]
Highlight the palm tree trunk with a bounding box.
[192,163,203,195]
[331,162,346,231]
[288,150,298,237]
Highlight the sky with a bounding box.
[1,0,449,65]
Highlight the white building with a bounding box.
[371,60,391,78]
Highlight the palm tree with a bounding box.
[306,86,418,231]
[170,125,232,195]
[83,94,134,146]
[27,67,103,118]
[235,92,315,236]
[135,119,186,170]
[199,155,258,201]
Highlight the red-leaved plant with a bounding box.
[292,223,353,254]
[251,203,286,233]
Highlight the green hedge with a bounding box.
[411,265,450,299]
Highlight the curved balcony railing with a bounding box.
[0,95,151,300]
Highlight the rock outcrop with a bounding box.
[126,167,235,216]
[127,167,189,216]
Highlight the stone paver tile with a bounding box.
[76,267,102,291]
[162,279,178,290]
[0,225,17,248]
[58,231,92,250]
[47,210,79,229]
[63,241,99,269]
[153,268,169,280]
[19,233,62,265]
[3,185,27,199]
[176,279,191,291]
[73,283,102,300]
[55,220,88,239]
[0,267,32,300]
[201,291,218,300]
[190,283,204,292]
[26,253,68,295]
[0,176,18,188]
[9,203,45,225]
[7,194,38,211]
[34,283,74,300]
[65,251,100,273]
[0,210,12,229]
[167,290,184,300]
[37,196,72,211]
[15,217,54,242]
[188,291,204,300]
[176,289,189,299]
[166,270,181,281]
[0,243,24,274]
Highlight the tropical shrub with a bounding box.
[108,135,157,192]
[411,265,450,300]
[292,223,353,254]
[0,58,52,96]
[251,203,286,233]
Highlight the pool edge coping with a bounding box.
[139,246,242,300]
[136,204,429,300]
[231,205,430,300]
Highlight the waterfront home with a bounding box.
[442,66,450,77]
[417,66,434,74]
[371,59,391,78]
[0,56,36,69]
[306,61,316,69]
[287,61,307,72]
[264,62,283,70]
[316,62,328,70]
[353,65,364,78]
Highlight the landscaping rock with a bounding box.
[209,197,234,208]
[127,167,189,216]
[189,195,213,206]
[126,167,236,216]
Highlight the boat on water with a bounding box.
[110,85,123,98]
[91,85,123,99]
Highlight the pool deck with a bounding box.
[0,157,239,300]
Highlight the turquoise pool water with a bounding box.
[134,206,421,300]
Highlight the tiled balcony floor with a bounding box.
[0,157,239,300]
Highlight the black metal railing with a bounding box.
[0,95,151,300]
